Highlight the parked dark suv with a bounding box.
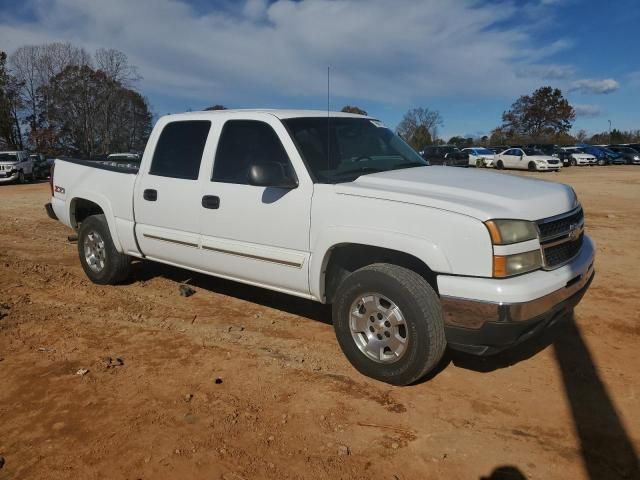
[421,145,469,167]
[607,145,640,165]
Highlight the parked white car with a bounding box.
[495,147,562,171]
[46,109,595,385]
[560,147,597,166]
[462,147,495,167]
[0,151,34,184]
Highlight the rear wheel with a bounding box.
[332,263,446,385]
[77,214,131,285]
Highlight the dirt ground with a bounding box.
[0,166,638,480]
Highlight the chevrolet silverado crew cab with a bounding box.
[45,110,595,385]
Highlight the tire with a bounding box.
[496,160,504,170]
[17,170,25,184]
[77,214,131,285]
[332,263,446,385]
[597,158,605,166]
[528,161,536,171]
[570,158,577,167]
[476,159,483,168]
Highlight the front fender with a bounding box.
[310,226,452,301]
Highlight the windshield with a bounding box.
[616,147,635,154]
[474,148,494,155]
[523,147,542,155]
[283,117,427,183]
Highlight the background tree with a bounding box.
[500,86,575,141]
[340,105,367,115]
[39,63,152,157]
[447,136,473,147]
[575,129,588,143]
[396,107,443,150]
[204,104,227,111]
[9,43,90,148]
[0,51,24,149]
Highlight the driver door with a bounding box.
[501,149,517,168]
[198,115,313,296]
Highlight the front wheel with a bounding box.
[77,214,131,285]
[496,160,504,170]
[570,158,577,167]
[528,161,537,171]
[332,264,446,385]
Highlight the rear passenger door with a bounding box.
[198,116,312,295]
[134,119,215,270]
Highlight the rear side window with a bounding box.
[149,121,211,179]
[212,120,292,184]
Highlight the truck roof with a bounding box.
[161,109,375,121]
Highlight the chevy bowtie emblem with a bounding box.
[568,223,580,241]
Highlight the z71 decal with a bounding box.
[54,185,65,194]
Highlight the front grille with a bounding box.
[537,207,584,269]
[543,234,584,268]
[538,207,583,240]
[548,160,559,165]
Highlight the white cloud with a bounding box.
[0,0,577,109]
[569,78,619,94]
[574,104,602,118]
[516,64,575,80]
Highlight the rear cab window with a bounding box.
[149,120,211,179]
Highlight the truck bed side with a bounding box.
[50,158,142,257]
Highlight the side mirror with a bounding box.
[248,161,298,189]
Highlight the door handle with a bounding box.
[143,189,157,201]
[202,195,220,209]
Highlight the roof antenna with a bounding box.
[327,65,330,173]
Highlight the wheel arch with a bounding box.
[68,194,123,252]
[312,233,450,303]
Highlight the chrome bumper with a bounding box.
[441,261,594,329]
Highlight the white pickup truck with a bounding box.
[46,109,595,385]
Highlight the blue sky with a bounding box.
[0,0,638,139]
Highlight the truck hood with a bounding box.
[334,166,577,221]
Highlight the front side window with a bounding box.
[213,120,294,184]
[149,120,211,180]
[283,117,427,183]
[0,153,18,162]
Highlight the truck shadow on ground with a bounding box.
[129,260,333,325]
[129,262,638,479]
[451,312,639,480]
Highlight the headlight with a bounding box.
[493,250,542,277]
[485,219,538,245]
[634,156,639,160]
